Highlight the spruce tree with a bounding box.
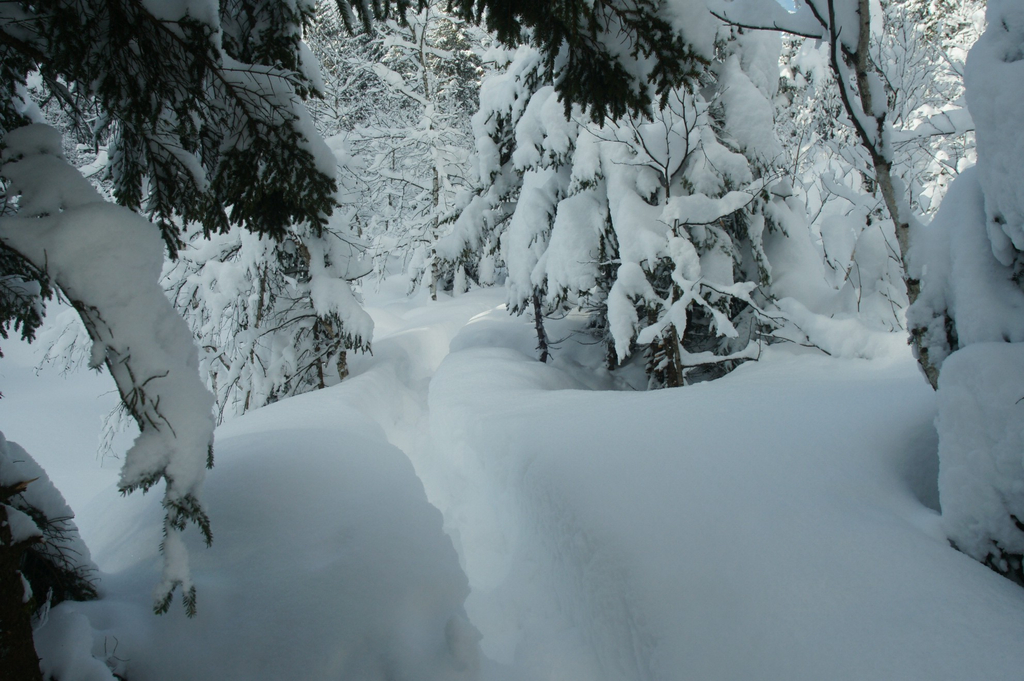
[455,23,786,385]
[0,1,338,619]
[0,0,338,349]
[339,0,706,124]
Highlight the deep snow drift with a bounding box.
[5,284,1024,680]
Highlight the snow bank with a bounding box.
[937,342,1024,570]
[14,283,1024,681]
[35,609,118,681]
[49,378,480,681]
[908,0,1024,584]
[425,332,1024,680]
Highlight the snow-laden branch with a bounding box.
[705,0,825,40]
[661,189,761,226]
[890,108,974,144]
[0,125,215,615]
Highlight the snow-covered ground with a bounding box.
[5,282,1024,680]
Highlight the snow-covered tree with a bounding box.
[589,28,786,386]
[340,4,484,295]
[710,0,984,385]
[1,0,336,249]
[596,33,783,386]
[341,0,706,123]
[165,204,373,422]
[167,1,483,422]
[879,0,981,218]
[908,0,1024,585]
[772,35,909,336]
[432,44,549,292]
[449,19,793,386]
[0,0,340,619]
[306,6,395,136]
[1,431,97,681]
[767,0,982,339]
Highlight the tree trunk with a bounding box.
[826,0,939,388]
[532,293,550,363]
[649,325,684,388]
[337,349,349,381]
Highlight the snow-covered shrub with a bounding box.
[166,211,373,422]
[1,432,97,681]
[909,0,1024,584]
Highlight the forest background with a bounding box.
[2,1,1023,679]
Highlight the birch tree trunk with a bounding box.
[815,0,940,387]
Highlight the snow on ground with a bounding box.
[63,386,480,681]
[6,281,1024,680]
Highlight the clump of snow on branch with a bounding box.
[0,124,215,614]
[965,0,1024,270]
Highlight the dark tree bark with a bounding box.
[532,293,550,363]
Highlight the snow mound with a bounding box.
[937,342,1024,567]
[15,287,1024,681]
[425,337,1024,681]
[54,381,480,681]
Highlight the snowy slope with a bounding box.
[47,372,480,681]
[429,344,1024,680]
[5,300,481,680]
[9,284,1024,680]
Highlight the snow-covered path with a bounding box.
[352,287,1024,681]
[8,285,1024,680]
